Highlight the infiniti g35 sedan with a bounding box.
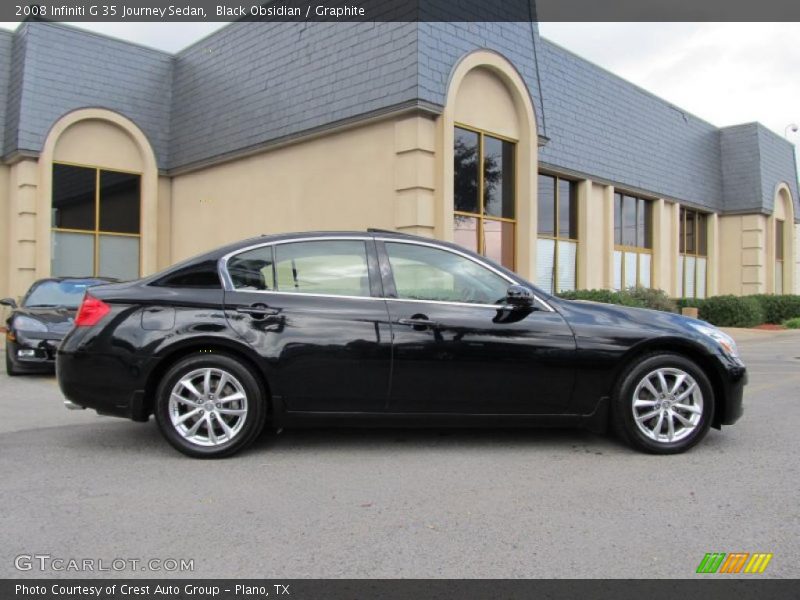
[56,230,746,458]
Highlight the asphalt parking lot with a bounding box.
[1,330,799,579]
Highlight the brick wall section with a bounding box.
[537,39,725,211]
[0,29,12,154]
[169,22,418,169]
[4,23,173,167]
[416,21,545,135]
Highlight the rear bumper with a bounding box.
[57,349,149,421]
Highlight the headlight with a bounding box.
[689,323,738,358]
[13,315,48,333]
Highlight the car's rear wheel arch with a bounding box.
[144,340,273,419]
[614,339,725,429]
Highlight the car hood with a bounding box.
[555,298,710,339]
[11,307,77,335]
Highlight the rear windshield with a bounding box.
[24,280,109,309]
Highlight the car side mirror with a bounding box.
[0,297,17,309]
[505,285,535,309]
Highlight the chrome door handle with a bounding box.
[236,304,280,319]
[397,318,441,330]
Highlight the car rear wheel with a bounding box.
[154,353,267,458]
[611,352,714,454]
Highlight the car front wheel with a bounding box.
[612,352,714,454]
[155,353,267,458]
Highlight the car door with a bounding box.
[378,239,577,415]
[222,237,392,412]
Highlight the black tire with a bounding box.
[154,353,267,458]
[611,352,714,454]
[5,344,19,376]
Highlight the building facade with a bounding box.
[0,21,797,306]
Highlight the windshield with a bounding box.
[23,279,108,309]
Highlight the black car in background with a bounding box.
[2,278,115,375]
[56,231,746,458]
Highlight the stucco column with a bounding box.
[394,115,437,238]
[8,160,39,299]
[706,212,719,297]
[0,165,9,301]
[576,179,604,289]
[157,176,173,270]
[795,223,800,294]
[602,185,615,289]
[742,215,767,294]
[719,214,767,295]
[651,198,672,293]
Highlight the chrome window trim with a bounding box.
[218,234,554,312]
[218,235,372,293]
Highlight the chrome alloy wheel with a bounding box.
[631,367,703,443]
[168,368,248,447]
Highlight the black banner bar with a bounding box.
[4,0,800,22]
[3,579,800,600]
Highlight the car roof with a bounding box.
[144,230,481,283]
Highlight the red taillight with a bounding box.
[75,294,110,327]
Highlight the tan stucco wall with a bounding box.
[453,67,520,139]
[576,180,612,289]
[718,213,768,295]
[157,176,172,270]
[169,119,400,262]
[5,160,39,301]
[651,198,678,294]
[795,223,800,294]
[0,163,10,322]
[53,120,144,171]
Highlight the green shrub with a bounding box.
[783,317,800,329]
[676,297,706,311]
[557,288,677,313]
[557,289,641,307]
[747,294,800,324]
[625,287,678,313]
[698,295,765,328]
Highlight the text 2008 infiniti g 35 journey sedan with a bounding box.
[57,231,745,458]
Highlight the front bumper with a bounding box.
[716,359,746,427]
[6,335,62,372]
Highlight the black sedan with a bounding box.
[2,278,115,375]
[56,231,746,458]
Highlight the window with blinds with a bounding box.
[535,174,577,294]
[678,208,708,299]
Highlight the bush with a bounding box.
[676,297,706,311]
[783,317,800,329]
[747,294,800,324]
[557,288,677,313]
[698,295,765,328]
[625,287,678,313]
[557,289,641,307]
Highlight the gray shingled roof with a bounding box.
[2,22,173,164]
[0,21,797,221]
